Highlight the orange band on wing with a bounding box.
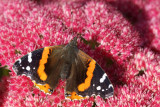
[67,92,85,100]
[78,59,96,92]
[33,81,52,94]
[37,47,52,81]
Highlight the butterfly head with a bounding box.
[68,37,77,47]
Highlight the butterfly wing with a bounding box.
[65,50,114,100]
[13,45,64,94]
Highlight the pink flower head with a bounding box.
[0,0,159,106]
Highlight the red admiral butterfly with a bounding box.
[12,37,114,100]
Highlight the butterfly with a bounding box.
[12,37,114,100]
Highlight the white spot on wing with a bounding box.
[28,52,32,63]
[93,84,95,86]
[96,86,101,90]
[22,67,24,69]
[100,73,107,83]
[105,84,113,91]
[108,84,113,89]
[26,66,30,71]
[102,89,104,92]
[18,59,21,63]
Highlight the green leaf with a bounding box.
[39,34,44,39]
[92,101,97,107]
[32,93,35,97]
[135,70,145,76]
[0,63,11,80]
[105,57,114,67]
[80,37,100,49]
[15,49,21,55]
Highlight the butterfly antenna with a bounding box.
[71,10,74,37]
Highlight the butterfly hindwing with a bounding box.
[65,50,114,100]
[65,53,88,99]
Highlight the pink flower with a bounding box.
[0,0,160,106]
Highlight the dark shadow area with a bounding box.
[32,0,88,5]
[108,1,159,53]
[0,77,9,107]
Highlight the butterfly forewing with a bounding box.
[13,45,64,94]
[13,48,45,84]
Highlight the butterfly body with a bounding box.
[13,37,114,100]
